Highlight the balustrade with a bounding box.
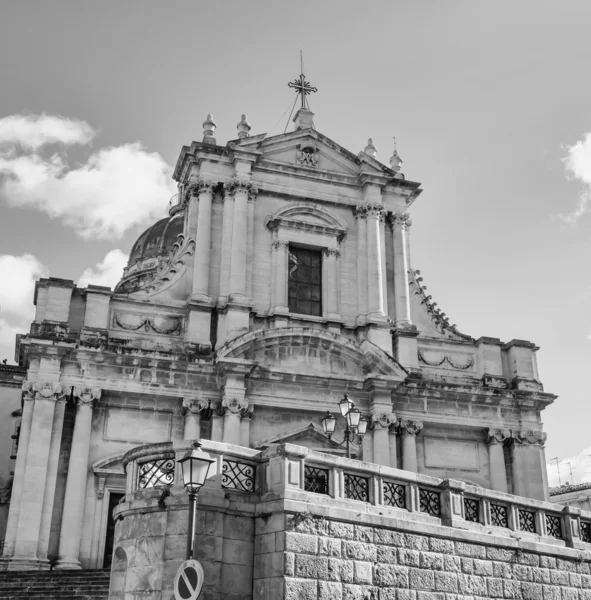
[121,440,591,551]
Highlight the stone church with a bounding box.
[0,79,568,599]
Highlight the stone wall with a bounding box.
[276,514,591,600]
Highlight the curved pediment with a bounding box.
[217,327,408,382]
[265,203,347,240]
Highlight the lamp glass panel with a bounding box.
[322,412,336,435]
[339,395,352,417]
[347,407,361,428]
[357,418,368,436]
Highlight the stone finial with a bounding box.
[364,138,377,158]
[202,113,217,145]
[389,136,403,173]
[293,107,315,130]
[237,114,251,139]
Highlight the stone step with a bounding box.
[0,569,109,600]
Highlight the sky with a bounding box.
[0,0,590,466]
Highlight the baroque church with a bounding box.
[0,76,565,597]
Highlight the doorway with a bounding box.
[103,492,124,568]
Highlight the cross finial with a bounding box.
[288,73,318,109]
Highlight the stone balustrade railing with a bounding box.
[121,440,591,551]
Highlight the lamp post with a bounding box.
[321,394,368,459]
[177,441,215,560]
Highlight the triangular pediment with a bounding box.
[240,128,395,181]
[256,423,343,452]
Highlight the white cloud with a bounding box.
[0,114,176,239]
[78,249,129,289]
[559,132,591,224]
[0,114,95,150]
[0,254,48,363]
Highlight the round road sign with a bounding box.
[173,559,204,600]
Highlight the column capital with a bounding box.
[240,405,254,420]
[73,386,101,406]
[366,204,385,220]
[272,240,289,251]
[188,178,216,197]
[511,429,547,447]
[399,419,423,436]
[322,248,340,259]
[182,397,209,414]
[486,428,510,445]
[221,395,248,414]
[387,212,412,230]
[371,412,397,429]
[23,380,65,402]
[225,179,258,200]
[353,204,368,220]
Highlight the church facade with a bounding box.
[0,97,556,573]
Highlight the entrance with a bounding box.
[103,492,124,568]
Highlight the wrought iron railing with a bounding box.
[383,481,406,509]
[581,521,591,544]
[304,465,329,495]
[490,503,509,528]
[344,473,369,502]
[464,497,479,523]
[221,460,256,492]
[137,457,175,489]
[419,488,441,517]
[518,508,536,533]
[546,514,562,538]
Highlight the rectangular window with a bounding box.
[288,246,322,316]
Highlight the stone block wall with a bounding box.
[275,514,591,600]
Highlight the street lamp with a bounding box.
[321,394,369,459]
[177,441,215,560]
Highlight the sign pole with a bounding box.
[186,492,197,560]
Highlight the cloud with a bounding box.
[0,114,95,150]
[0,254,48,363]
[0,114,176,239]
[559,132,591,225]
[78,249,128,288]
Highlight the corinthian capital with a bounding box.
[512,429,547,447]
[388,212,412,230]
[226,179,258,200]
[221,395,248,414]
[353,205,368,220]
[371,413,397,429]
[188,179,216,197]
[182,397,210,414]
[486,428,509,445]
[366,204,385,220]
[73,386,102,406]
[398,419,423,436]
[23,380,65,402]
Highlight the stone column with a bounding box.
[390,212,412,326]
[55,387,101,570]
[509,430,548,501]
[221,396,248,445]
[219,185,235,302]
[366,204,385,319]
[322,248,340,320]
[182,398,209,440]
[354,205,368,320]
[271,240,289,313]
[11,381,64,569]
[486,428,509,493]
[2,384,35,559]
[191,180,215,302]
[399,419,423,473]
[379,216,388,314]
[37,396,67,562]
[371,413,396,467]
[228,180,257,300]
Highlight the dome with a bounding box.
[115,212,184,293]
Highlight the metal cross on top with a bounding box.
[288,73,318,109]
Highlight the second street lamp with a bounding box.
[321,395,368,459]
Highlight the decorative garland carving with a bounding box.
[409,269,471,340]
[512,429,547,447]
[74,387,102,406]
[322,248,340,259]
[221,395,248,414]
[113,313,183,336]
[182,398,210,414]
[22,380,65,402]
[418,350,474,370]
[371,413,397,429]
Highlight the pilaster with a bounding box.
[9,381,65,570]
[370,412,396,468]
[509,429,548,501]
[190,179,215,304]
[271,240,289,315]
[486,428,509,493]
[322,248,340,321]
[354,205,368,323]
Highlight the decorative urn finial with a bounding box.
[237,114,251,139]
[202,113,217,145]
[364,138,377,158]
[389,136,403,173]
